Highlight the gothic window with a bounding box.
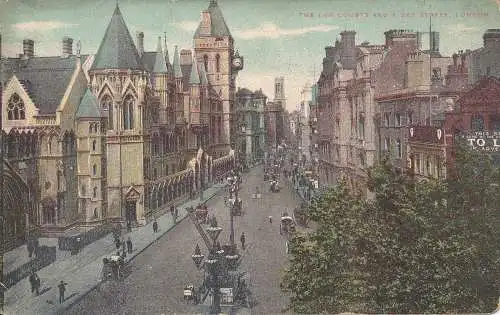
[89,124,93,133]
[92,140,96,151]
[93,164,97,176]
[94,208,99,218]
[123,95,135,130]
[93,187,98,198]
[471,114,484,131]
[204,55,209,72]
[216,54,220,73]
[7,93,26,120]
[101,95,113,130]
[81,184,86,196]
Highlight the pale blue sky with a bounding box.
[1,0,499,111]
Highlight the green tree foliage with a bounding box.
[281,150,499,314]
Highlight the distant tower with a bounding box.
[274,77,286,108]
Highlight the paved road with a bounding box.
[67,165,304,314]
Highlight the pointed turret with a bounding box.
[172,45,183,78]
[163,34,170,66]
[76,88,101,118]
[199,61,208,85]
[189,57,201,85]
[152,36,168,73]
[194,0,231,38]
[91,4,143,70]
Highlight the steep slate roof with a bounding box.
[152,37,168,73]
[141,52,157,72]
[2,56,80,115]
[189,59,201,85]
[194,0,231,38]
[172,46,183,78]
[90,5,143,71]
[76,88,101,118]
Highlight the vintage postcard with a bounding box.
[0,0,499,314]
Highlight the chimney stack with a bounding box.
[137,32,144,58]
[62,37,73,57]
[23,39,34,59]
[180,49,193,65]
[430,31,440,52]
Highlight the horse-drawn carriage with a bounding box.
[101,254,124,281]
[195,204,209,224]
[280,213,296,235]
[270,180,280,192]
[229,198,243,216]
[183,284,198,304]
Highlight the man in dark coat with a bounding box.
[58,280,67,303]
[126,236,133,253]
[153,219,158,233]
[29,270,40,296]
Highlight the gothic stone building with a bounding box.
[1,0,242,240]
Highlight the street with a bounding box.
[67,165,304,314]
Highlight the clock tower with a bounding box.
[194,0,243,155]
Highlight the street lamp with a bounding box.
[187,204,242,314]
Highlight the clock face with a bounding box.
[233,58,242,68]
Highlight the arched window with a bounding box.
[203,55,209,72]
[93,164,97,176]
[123,95,135,130]
[94,208,99,218]
[7,93,25,120]
[101,95,113,130]
[89,124,93,133]
[396,139,402,158]
[81,184,86,195]
[92,140,96,151]
[471,114,484,131]
[93,187,98,198]
[215,54,220,73]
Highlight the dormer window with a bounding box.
[7,93,26,120]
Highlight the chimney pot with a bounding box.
[62,36,73,57]
[23,39,34,58]
[137,32,144,57]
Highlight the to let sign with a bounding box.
[461,131,500,152]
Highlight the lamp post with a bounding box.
[187,206,242,314]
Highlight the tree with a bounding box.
[281,153,499,313]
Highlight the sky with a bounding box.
[0,0,499,113]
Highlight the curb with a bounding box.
[59,186,224,314]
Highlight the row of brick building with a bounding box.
[310,28,500,196]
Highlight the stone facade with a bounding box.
[316,31,384,195]
[264,77,286,151]
[468,29,500,84]
[235,88,267,165]
[375,30,468,174]
[1,1,239,236]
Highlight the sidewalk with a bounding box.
[3,183,226,315]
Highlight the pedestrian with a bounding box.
[174,207,178,221]
[153,219,158,233]
[29,269,40,296]
[121,240,126,257]
[58,280,67,303]
[127,221,131,232]
[126,236,133,253]
[27,240,34,258]
[268,216,272,223]
[240,232,246,250]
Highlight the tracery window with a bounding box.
[101,95,113,130]
[204,55,209,72]
[7,93,25,120]
[216,54,220,73]
[123,95,135,130]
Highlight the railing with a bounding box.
[35,116,57,125]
